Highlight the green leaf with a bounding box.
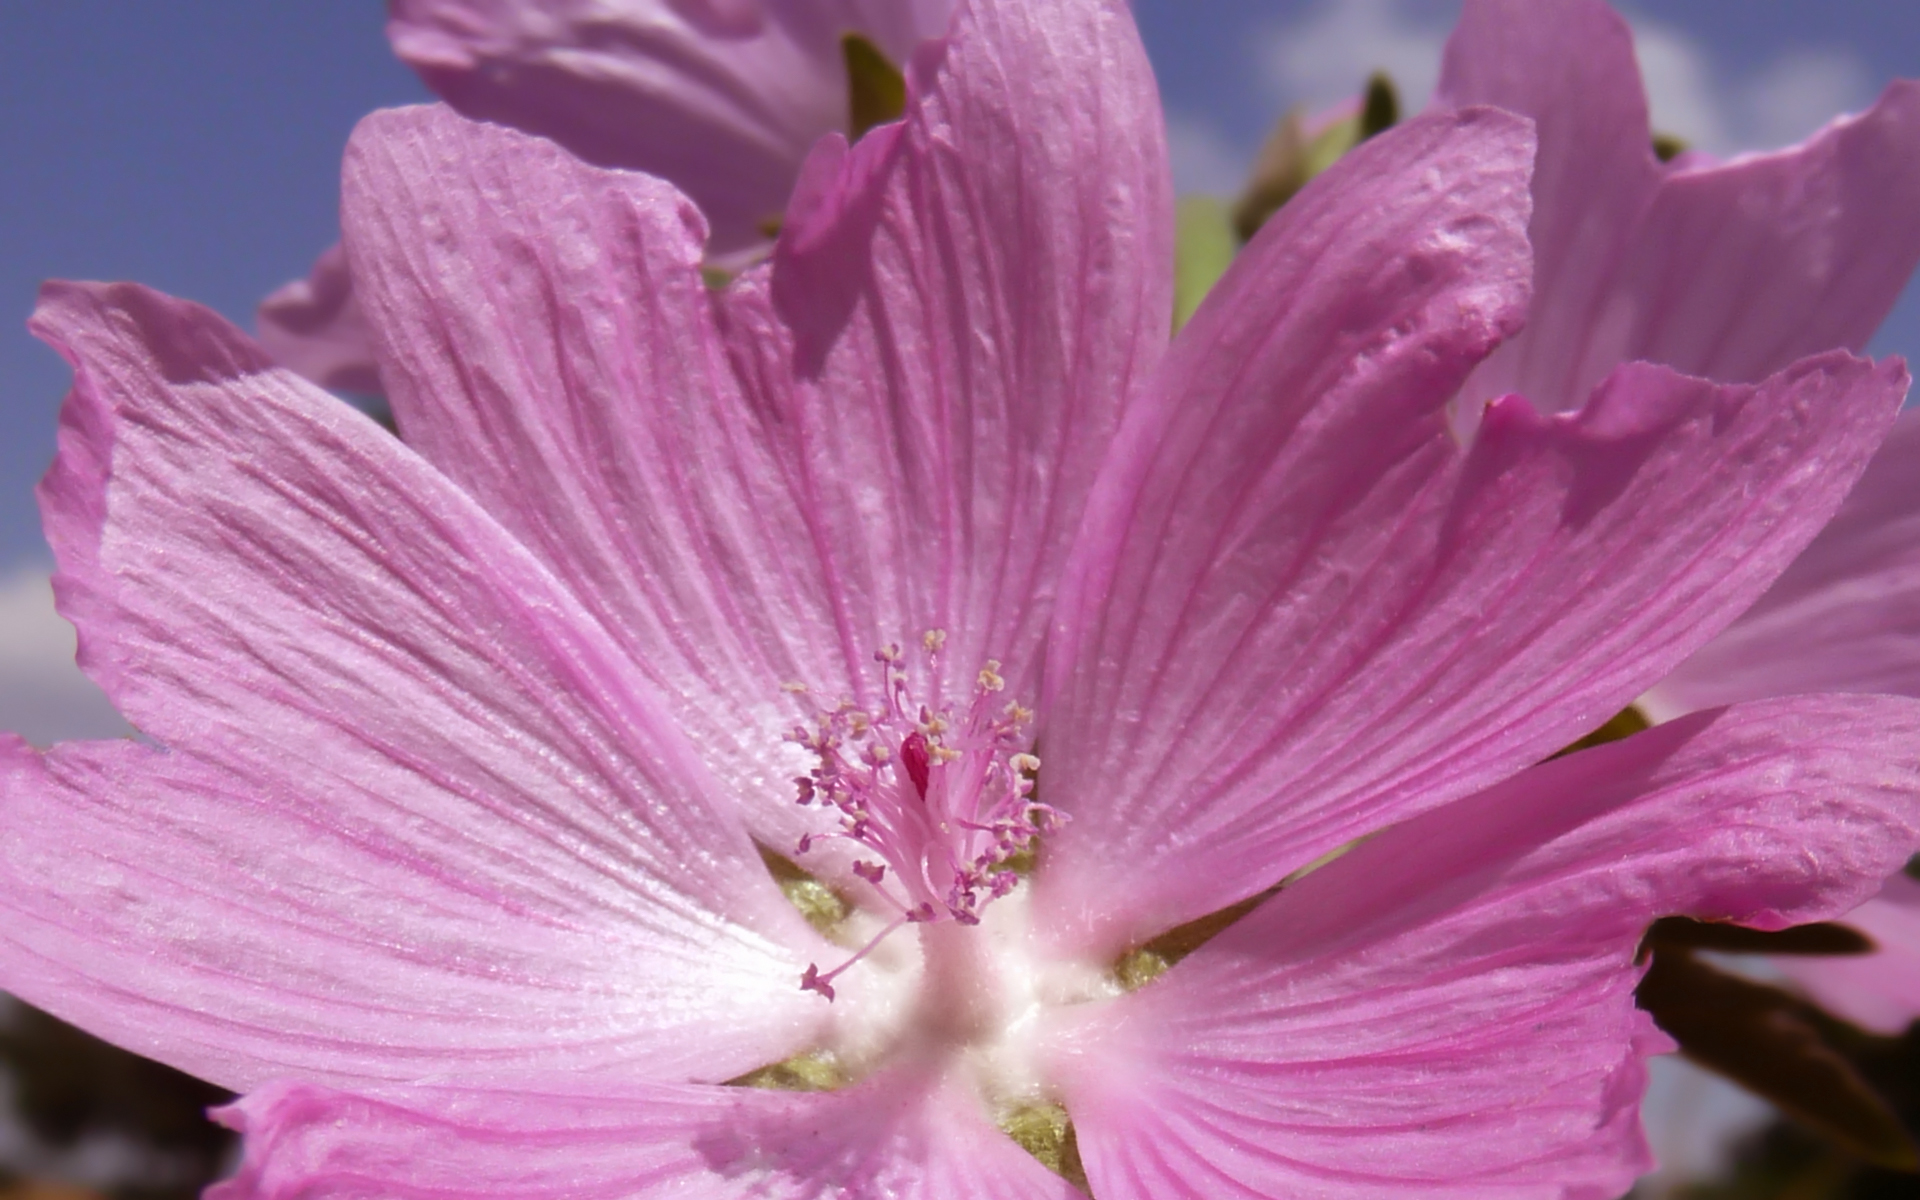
[1173,196,1236,330]
[843,34,907,141]
[1637,948,1919,1170]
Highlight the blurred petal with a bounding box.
[1441,0,1920,417]
[387,0,956,256]
[1776,873,1920,1035]
[213,1071,1077,1199]
[1049,696,1920,1199]
[11,282,822,1091]
[1575,83,1920,401]
[255,244,382,396]
[1652,408,1920,714]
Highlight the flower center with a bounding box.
[783,633,1064,1001]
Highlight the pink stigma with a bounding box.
[900,731,932,799]
[783,636,1063,999]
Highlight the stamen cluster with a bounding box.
[784,633,1063,998]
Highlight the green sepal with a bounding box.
[1652,132,1689,162]
[1551,704,1651,759]
[1173,196,1236,331]
[843,34,907,141]
[1232,71,1401,243]
[756,843,850,935]
[1359,71,1400,140]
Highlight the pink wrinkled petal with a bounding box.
[1435,0,1657,423]
[255,243,382,396]
[1036,105,1537,954]
[1652,407,1920,714]
[387,0,956,257]
[1049,696,1920,1200]
[1442,0,1920,419]
[0,737,822,1094]
[13,281,824,1090]
[1572,82,1920,403]
[1776,873,1920,1035]
[212,1071,1078,1200]
[1036,97,1907,956]
[761,0,1172,705]
[343,0,1169,866]
[342,105,847,862]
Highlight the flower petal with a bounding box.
[1441,0,1920,417]
[343,104,846,862]
[12,281,825,1090]
[1651,407,1920,715]
[1775,873,1920,1036]
[1568,82,1920,403]
[1435,0,1660,420]
[766,0,1173,706]
[387,0,955,257]
[1047,696,1920,1199]
[212,1071,1078,1199]
[1036,102,1907,953]
[255,243,382,396]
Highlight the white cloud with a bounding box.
[1159,0,1451,199]
[1628,11,1877,154]
[1629,17,1736,152]
[1252,0,1880,160]
[1255,0,1447,115]
[0,566,131,745]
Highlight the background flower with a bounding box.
[260,0,954,395]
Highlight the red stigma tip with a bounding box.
[900,732,932,799]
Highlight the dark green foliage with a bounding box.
[843,34,907,141]
[0,1003,232,1200]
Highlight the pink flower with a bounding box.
[255,243,382,395]
[1437,0,1920,1036]
[9,0,1920,1195]
[388,0,954,258]
[261,0,952,390]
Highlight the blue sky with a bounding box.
[0,1,1916,736]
